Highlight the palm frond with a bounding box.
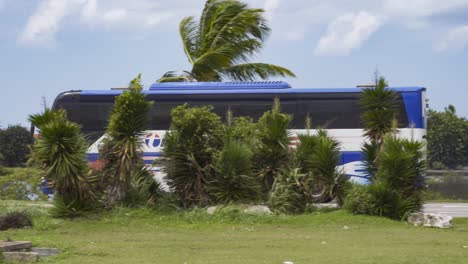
[179,16,199,64]
[221,63,296,81]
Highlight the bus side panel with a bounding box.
[401,91,425,129]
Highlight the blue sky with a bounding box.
[1,0,468,127]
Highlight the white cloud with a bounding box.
[314,11,381,56]
[18,0,177,45]
[435,25,468,52]
[80,0,174,29]
[15,0,468,53]
[18,0,85,45]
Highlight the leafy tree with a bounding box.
[254,98,291,191]
[163,104,222,207]
[29,109,93,216]
[100,74,153,207]
[158,0,295,82]
[427,105,468,169]
[0,125,34,167]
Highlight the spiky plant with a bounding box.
[125,167,163,206]
[360,77,399,147]
[376,135,426,201]
[100,74,152,207]
[269,168,312,214]
[308,131,350,207]
[254,98,291,191]
[361,141,379,179]
[359,76,399,180]
[28,109,93,215]
[158,0,295,82]
[162,104,222,207]
[207,141,261,203]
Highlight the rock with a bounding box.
[30,247,60,257]
[207,206,218,215]
[243,205,272,215]
[407,213,453,228]
[2,252,39,263]
[0,241,32,252]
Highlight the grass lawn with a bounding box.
[1,202,467,264]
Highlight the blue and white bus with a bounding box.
[52,81,427,186]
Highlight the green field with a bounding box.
[1,202,467,264]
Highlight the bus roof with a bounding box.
[78,86,426,96]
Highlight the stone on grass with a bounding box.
[2,252,39,263]
[0,241,32,252]
[207,206,218,215]
[30,247,60,257]
[407,213,453,228]
[243,205,272,215]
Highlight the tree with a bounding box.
[0,125,34,167]
[163,104,223,207]
[254,98,291,191]
[100,74,152,207]
[360,76,399,179]
[29,109,93,216]
[360,77,399,148]
[158,0,295,82]
[427,105,468,169]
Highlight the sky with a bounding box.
[1,0,468,127]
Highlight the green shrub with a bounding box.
[124,167,163,207]
[254,98,291,191]
[269,168,312,214]
[308,131,350,206]
[0,211,33,231]
[163,104,222,207]
[343,184,374,215]
[222,112,258,146]
[377,136,425,202]
[344,183,420,220]
[294,130,349,206]
[29,109,94,215]
[427,105,468,169]
[208,141,261,203]
[100,75,152,207]
[0,125,34,167]
[0,167,47,201]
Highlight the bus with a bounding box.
[52,81,427,185]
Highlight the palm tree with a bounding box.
[158,0,295,82]
[360,77,398,148]
[29,109,93,215]
[100,74,152,207]
[360,76,399,179]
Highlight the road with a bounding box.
[317,203,468,217]
[423,203,468,218]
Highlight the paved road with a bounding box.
[317,203,468,217]
[423,203,468,218]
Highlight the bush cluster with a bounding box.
[344,77,426,220]
[163,99,349,213]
